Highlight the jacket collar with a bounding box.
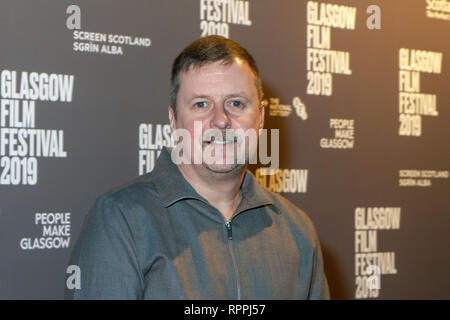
[150,147,274,212]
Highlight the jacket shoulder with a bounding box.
[263,189,320,246]
[103,172,160,205]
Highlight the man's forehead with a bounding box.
[176,58,260,102]
[178,65,257,100]
[186,92,250,102]
[183,58,250,75]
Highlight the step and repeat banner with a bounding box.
[0,0,449,299]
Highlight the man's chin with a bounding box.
[202,162,244,174]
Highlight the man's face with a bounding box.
[169,58,264,174]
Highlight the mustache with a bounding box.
[201,129,243,144]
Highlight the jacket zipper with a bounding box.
[194,198,272,300]
[225,221,233,240]
[225,221,241,300]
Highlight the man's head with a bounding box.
[170,35,263,114]
[168,36,265,175]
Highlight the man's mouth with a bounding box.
[207,140,234,145]
[203,136,238,145]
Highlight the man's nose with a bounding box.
[210,104,231,129]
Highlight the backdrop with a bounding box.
[0,0,449,299]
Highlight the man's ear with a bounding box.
[259,100,266,130]
[168,106,176,132]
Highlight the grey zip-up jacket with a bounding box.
[66,147,330,299]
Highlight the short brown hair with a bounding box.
[170,35,263,111]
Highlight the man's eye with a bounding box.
[230,100,242,107]
[195,101,207,108]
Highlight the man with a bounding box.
[66,35,329,299]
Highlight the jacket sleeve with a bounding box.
[308,241,330,300]
[65,195,144,299]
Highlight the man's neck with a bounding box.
[177,163,246,221]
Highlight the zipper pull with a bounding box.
[225,221,233,240]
